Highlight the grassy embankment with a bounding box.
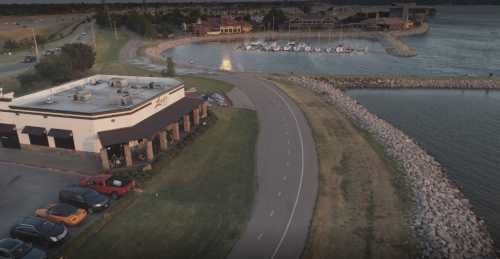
[60,106,257,259]
[271,78,417,259]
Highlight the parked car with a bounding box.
[9,217,68,247]
[35,203,87,226]
[0,238,46,259]
[79,175,135,199]
[21,56,36,63]
[59,186,110,213]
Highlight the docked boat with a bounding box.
[314,47,322,52]
[273,46,281,52]
[304,46,312,52]
[283,45,292,51]
[287,41,296,46]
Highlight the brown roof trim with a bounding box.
[98,97,203,147]
[9,85,184,117]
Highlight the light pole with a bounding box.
[31,28,39,62]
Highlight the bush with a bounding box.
[61,43,95,72]
[35,56,73,83]
[17,71,42,88]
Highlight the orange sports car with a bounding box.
[35,203,87,226]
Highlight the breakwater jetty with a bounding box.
[319,75,500,90]
[145,24,428,60]
[289,76,497,259]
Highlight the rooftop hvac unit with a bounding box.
[73,90,92,102]
[110,78,128,88]
[120,95,133,106]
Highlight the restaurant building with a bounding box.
[0,75,208,170]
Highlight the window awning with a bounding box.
[0,123,15,134]
[98,97,203,147]
[48,129,73,139]
[22,126,46,136]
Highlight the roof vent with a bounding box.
[73,90,92,102]
[45,96,55,104]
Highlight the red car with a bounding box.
[79,175,135,199]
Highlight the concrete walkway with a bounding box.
[0,148,100,175]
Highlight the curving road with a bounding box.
[213,73,318,259]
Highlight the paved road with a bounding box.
[0,20,92,77]
[214,73,318,259]
[0,163,80,237]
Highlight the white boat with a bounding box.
[245,45,252,51]
[250,41,262,46]
[293,46,302,52]
[273,46,281,52]
[304,46,312,52]
[326,47,332,53]
[264,45,272,51]
[283,46,292,51]
[314,47,322,52]
[287,41,296,46]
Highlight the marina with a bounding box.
[238,40,368,55]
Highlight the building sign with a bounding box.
[153,94,169,109]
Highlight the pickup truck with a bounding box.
[79,175,135,199]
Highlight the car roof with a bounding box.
[0,238,22,251]
[49,204,77,216]
[16,216,44,227]
[62,186,91,194]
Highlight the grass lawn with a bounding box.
[178,76,234,94]
[92,29,129,73]
[60,107,258,259]
[271,78,416,259]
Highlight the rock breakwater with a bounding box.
[289,76,497,259]
[318,76,500,90]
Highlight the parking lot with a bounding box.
[0,163,80,237]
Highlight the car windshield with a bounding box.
[83,189,99,199]
[11,242,31,258]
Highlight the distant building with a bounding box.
[361,17,414,31]
[288,13,337,30]
[0,75,208,170]
[192,16,252,36]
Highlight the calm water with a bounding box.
[347,89,500,248]
[164,6,500,76]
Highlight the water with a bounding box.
[164,6,500,76]
[346,89,500,248]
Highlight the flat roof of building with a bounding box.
[10,75,183,116]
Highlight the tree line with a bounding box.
[17,43,95,90]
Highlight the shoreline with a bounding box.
[315,75,500,90]
[289,75,497,258]
[144,25,429,60]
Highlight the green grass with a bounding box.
[178,76,234,94]
[92,29,129,73]
[60,108,258,259]
[0,75,21,93]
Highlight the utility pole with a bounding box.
[102,0,117,40]
[91,21,97,49]
[31,28,39,61]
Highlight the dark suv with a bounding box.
[0,238,46,259]
[59,186,110,213]
[9,217,68,247]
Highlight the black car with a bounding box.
[9,217,68,247]
[0,238,46,259]
[21,56,36,63]
[59,186,110,213]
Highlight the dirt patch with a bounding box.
[273,79,416,259]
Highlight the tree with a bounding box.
[3,39,18,52]
[61,43,95,73]
[163,57,176,77]
[263,8,287,30]
[35,55,72,83]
